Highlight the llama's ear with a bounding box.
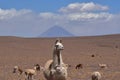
[55,39,59,44]
[60,40,62,43]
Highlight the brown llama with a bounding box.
[75,64,83,69]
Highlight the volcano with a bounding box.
[39,26,74,37]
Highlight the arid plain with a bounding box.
[0,34,120,80]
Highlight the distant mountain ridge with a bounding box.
[39,26,74,37]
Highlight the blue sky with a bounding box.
[0,0,120,37]
[0,0,120,13]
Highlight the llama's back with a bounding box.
[24,69,36,75]
[43,59,53,80]
[44,59,53,70]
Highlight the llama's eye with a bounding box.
[55,45,58,48]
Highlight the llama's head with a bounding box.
[54,39,64,51]
[13,66,19,73]
[92,71,101,80]
[34,64,40,71]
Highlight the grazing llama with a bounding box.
[43,40,67,80]
[91,71,101,80]
[75,64,83,69]
[98,64,107,69]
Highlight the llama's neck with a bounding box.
[53,50,63,67]
[18,68,23,75]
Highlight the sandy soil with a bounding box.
[0,34,120,80]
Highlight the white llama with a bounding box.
[43,39,67,80]
[98,63,107,69]
[91,71,101,80]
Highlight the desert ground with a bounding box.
[0,34,120,80]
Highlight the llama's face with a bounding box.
[34,64,40,71]
[55,40,64,51]
[13,66,18,73]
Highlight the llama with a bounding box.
[13,66,23,75]
[91,54,95,57]
[13,66,24,80]
[43,39,67,80]
[91,71,101,80]
[13,64,40,80]
[75,64,83,69]
[24,64,40,80]
[98,64,107,69]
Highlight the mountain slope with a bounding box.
[40,26,74,37]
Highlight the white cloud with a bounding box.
[0,8,32,20]
[59,2,109,13]
[39,12,61,20]
[67,12,113,21]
